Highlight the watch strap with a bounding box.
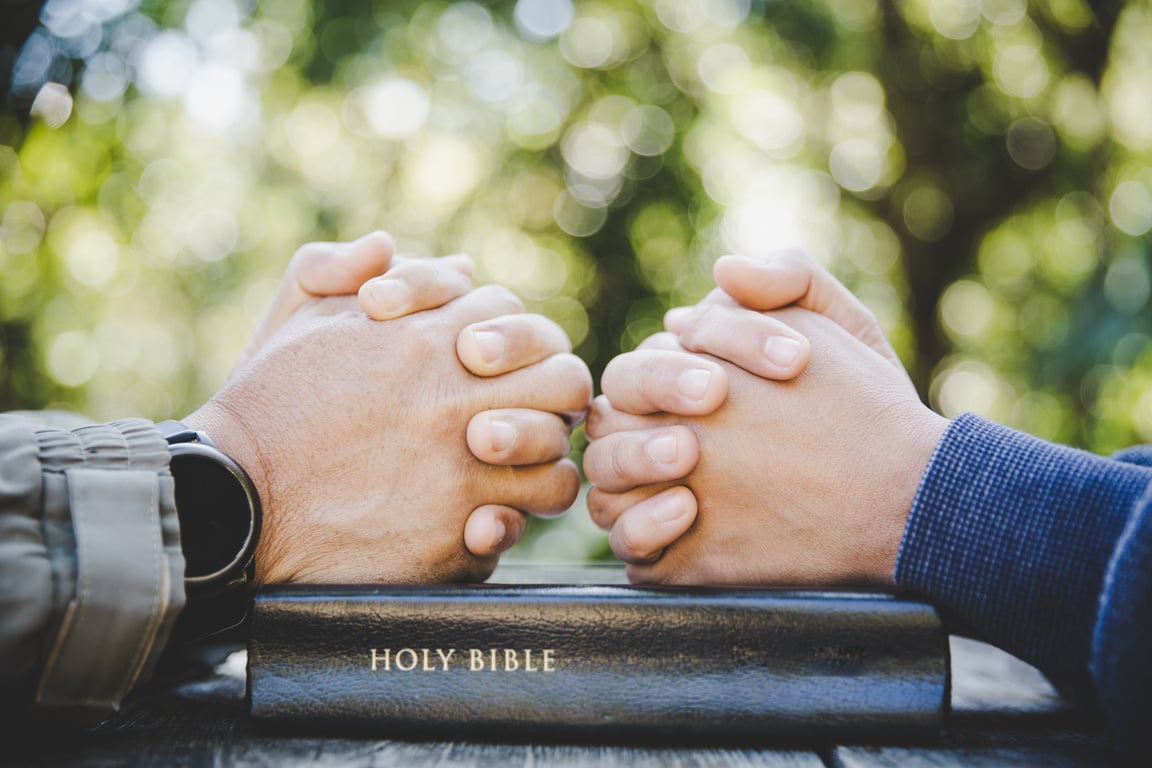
[157,420,218,449]
[160,419,261,646]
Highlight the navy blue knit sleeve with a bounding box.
[894,412,1152,710]
[1092,490,1152,755]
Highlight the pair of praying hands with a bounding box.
[189,232,590,585]
[586,252,947,587]
[207,230,946,589]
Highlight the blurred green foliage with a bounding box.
[2,0,1152,558]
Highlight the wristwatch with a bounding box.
[159,420,261,642]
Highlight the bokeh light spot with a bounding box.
[0,201,47,255]
[405,137,485,206]
[137,30,199,98]
[940,279,995,339]
[1051,74,1105,149]
[731,87,805,158]
[697,43,750,94]
[932,359,1011,420]
[1006,117,1057,171]
[348,78,429,139]
[81,51,128,102]
[902,186,954,242]
[437,3,495,55]
[48,330,100,387]
[981,0,1027,26]
[29,82,73,129]
[621,105,675,157]
[560,14,626,69]
[65,229,120,286]
[183,63,247,132]
[1109,77,1152,151]
[562,122,628,179]
[830,139,885,193]
[285,101,341,156]
[514,0,574,41]
[467,49,525,104]
[994,44,1049,99]
[1109,181,1152,236]
[554,190,607,236]
[1104,257,1151,315]
[929,0,981,40]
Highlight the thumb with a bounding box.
[230,231,396,378]
[293,230,395,296]
[713,251,903,371]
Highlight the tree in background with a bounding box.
[1,1,1151,557]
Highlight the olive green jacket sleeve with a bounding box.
[0,413,185,726]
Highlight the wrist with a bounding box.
[184,398,283,585]
[868,406,950,585]
[895,413,1152,693]
[160,414,262,642]
[183,400,270,515]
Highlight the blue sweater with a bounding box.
[896,413,1152,754]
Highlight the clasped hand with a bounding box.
[187,232,591,584]
[584,250,947,587]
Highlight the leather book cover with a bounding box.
[247,575,949,743]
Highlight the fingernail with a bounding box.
[491,518,508,550]
[645,434,677,465]
[369,277,410,314]
[651,493,689,523]
[678,368,712,402]
[489,418,516,453]
[470,328,505,365]
[764,335,804,368]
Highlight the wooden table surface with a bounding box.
[6,634,1122,766]
[5,565,1124,766]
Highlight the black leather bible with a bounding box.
[247,579,949,743]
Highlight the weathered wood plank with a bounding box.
[221,741,825,768]
[6,649,823,768]
[5,626,1117,766]
[949,636,1067,715]
[833,637,1116,767]
[835,744,1117,768]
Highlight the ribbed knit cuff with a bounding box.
[895,413,1152,700]
[1093,494,1152,753]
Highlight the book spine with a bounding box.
[248,587,949,742]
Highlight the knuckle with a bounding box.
[612,520,656,564]
[552,462,581,511]
[612,521,641,558]
[581,441,607,484]
[600,354,627,396]
[585,488,613,529]
[547,421,574,460]
[637,331,680,352]
[605,440,636,490]
[678,305,722,349]
[525,314,571,351]
[554,354,593,402]
[289,241,326,271]
[474,284,525,315]
[584,396,613,439]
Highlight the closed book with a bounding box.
[247,578,949,743]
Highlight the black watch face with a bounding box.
[171,451,256,581]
